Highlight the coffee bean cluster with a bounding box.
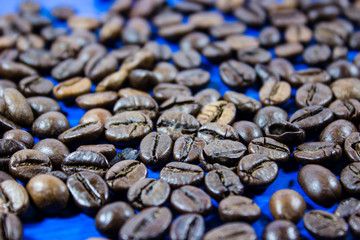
[1,0,360,239]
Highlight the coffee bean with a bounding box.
[18,75,53,97]
[158,23,195,40]
[160,162,204,188]
[79,108,112,126]
[31,112,70,138]
[331,78,360,100]
[203,222,256,240]
[298,164,342,207]
[340,162,360,195]
[197,100,236,126]
[67,16,100,31]
[27,96,61,117]
[118,88,150,98]
[129,0,157,18]
[110,45,140,63]
[48,171,68,182]
[303,44,331,66]
[198,123,239,144]
[127,178,170,209]
[173,136,206,164]
[0,171,14,182]
[67,171,109,212]
[314,21,348,46]
[113,95,158,120]
[264,121,305,146]
[3,129,34,148]
[237,47,272,66]
[129,69,158,91]
[259,26,281,48]
[144,41,172,62]
[344,132,360,162]
[329,99,360,122]
[76,144,116,161]
[109,148,139,166]
[76,91,118,110]
[0,212,23,240]
[180,32,210,51]
[210,22,246,39]
[176,69,209,88]
[270,9,307,28]
[259,80,291,106]
[153,83,192,103]
[320,119,357,146]
[234,3,265,27]
[120,48,155,72]
[262,220,300,240]
[16,34,44,52]
[160,96,200,116]
[53,77,92,101]
[269,189,306,223]
[0,139,26,171]
[189,12,224,30]
[153,62,178,84]
[51,6,74,21]
[248,137,291,163]
[172,50,201,70]
[232,121,263,145]
[200,139,246,171]
[119,207,172,240]
[171,185,212,216]
[219,60,256,88]
[0,80,17,97]
[58,121,104,145]
[95,202,134,238]
[105,160,147,192]
[40,26,66,42]
[26,174,69,214]
[202,41,231,63]
[85,54,117,83]
[255,64,280,84]
[153,11,183,28]
[226,35,259,51]
[294,142,342,165]
[349,212,360,237]
[285,24,312,44]
[19,1,40,14]
[170,214,204,240]
[304,210,348,239]
[19,49,59,70]
[268,58,295,81]
[194,88,221,107]
[275,43,304,59]
[0,180,29,215]
[33,139,69,169]
[219,196,261,222]
[224,91,261,114]
[295,83,333,108]
[99,15,123,43]
[328,60,360,80]
[335,198,360,220]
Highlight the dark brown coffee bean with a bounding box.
[219,196,261,222]
[75,144,115,161]
[314,21,348,46]
[226,35,259,51]
[120,48,155,72]
[153,83,192,103]
[219,60,256,88]
[170,214,205,240]
[76,91,118,110]
[210,23,246,39]
[328,60,359,80]
[259,26,281,48]
[295,83,333,108]
[0,139,26,171]
[160,96,199,116]
[113,95,158,120]
[255,64,280,84]
[345,132,360,162]
[51,58,85,81]
[294,142,342,165]
[105,160,147,192]
[262,220,300,240]
[84,54,117,82]
[248,137,291,163]
[67,171,109,212]
[0,80,17,97]
[259,80,291,106]
[160,162,204,188]
[127,178,170,209]
[0,212,23,240]
[51,6,74,20]
[50,36,81,60]
[298,164,342,207]
[53,77,92,101]
[330,99,360,122]
[40,26,66,42]
[237,47,272,65]
[79,108,112,126]
[67,16,99,31]
[119,207,172,240]
[331,78,360,100]
[153,62,178,84]
[200,139,246,171]
[143,41,172,62]
[189,12,224,30]
[48,171,68,182]
[128,69,158,91]
[264,121,305,146]
[153,11,183,28]
[341,162,360,195]
[171,185,212,216]
[270,9,307,28]
[99,15,123,43]
[224,91,261,114]
[158,23,195,40]
[303,44,331,66]
[268,58,295,81]
[197,100,236,126]
[95,201,134,238]
[275,43,304,59]
[254,106,288,129]
[289,68,331,88]
[16,33,44,53]
[335,198,360,220]
[173,136,205,164]
[0,180,29,215]
[180,32,210,51]
[304,210,348,239]
[349,212,360,237]
[27,96,61,117]
[109,45,140,63]
[18,75,53,97]
[31,111,69,138]
[176,69,209,88]
[172,50,201,70]
[234,3,266,27]
[203,222,256,240]
[0,171,13,182]
[202,41,231,63]
[9,149,52,182]
[19,49,59,70]
[198,122,239,144]
[320,119,357,146]
[3,129,33,148]
[232,121,263,146]
[109,148,139,166]
[194,88,221,107]
[121,18,150,45]
[269,189,306,223]
[33,139,69,170]
[117,88,150,98]
[58,121,104,145]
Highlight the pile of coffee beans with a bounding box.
[1,0,360,239]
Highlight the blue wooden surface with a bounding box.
[0,0,358,239]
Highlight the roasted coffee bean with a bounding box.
[237,47,272,65]
[118,88,150,98]
[232,121,263,145]
[270,9,307,28]
[345,132,360,162]
[157,111,199,140]
[0,180,29,215]
[254,106,288,130]
[99,15,123,43]
[290,105,334,133]
[304,210,348,239]
[26,174,69,214]
[19,1,40,14]
[173,136,205,164]
[189,12,224,30]
[194,88,221,107]
[176,69,209,88]
[53,77,92,101]
[264,121,305,146]
[269,189,306,223]
[160,96,200,116]
[0,212,23,240]
[0,49,18,62]
[294,142,342,165]
[219,196,261,222]
[233,2,265,26]
[51,6,74,20]
[139,132,172,169]
[219,60,256,88]
[16,34,44,52]
[67,16,100,31]
[113,95,158,120]
[129,69,158,91]
[255,64,280,84]
[121,17,150,44]
[152,11,183,28]
[58,121,104,145]
[144,41,172,62]
[237,153,278,187]
[85,54,117,82]
[327,60,359,79]
[19,49,59,70]
[335,198,360,220]
[259,26,281,48]
[3,88,34,127]
[248,137,291,163]
[95,202,134,238]
[200,139,246,171]
[158,23,195,40]
[51,58,85,81]
[285,24,312,44]
[0,80,17,97]
[109,148,139,166]
[197,101,236,126]
[298,164,342,207]
[40,26,66,42]
[0,139,26,171]
[226,35,259,51]
[268,58,295,81]
[77,43,107,63]
[198,123,239,144]
[153,83,192,103]
[203,222,256,240]
[27,96,61,117]
[18,75,53,97]
[105,160,147,192]
[31,111,69,138]
[119,207,172,240]
[224,91,261,114]
[180,32,210,51]
[349,212,360,237]
[120,48,155,72]
[105,111,153,143]
[320,119,357,146]
[33,139,69,169]
[9,149,52,182]
[295,83,333,108]
[3,129,34,148]
[76,144,116,161]
[332,46,348,61]
[259,80,291,106]
[153,62,178,84]
[62,150,109,177]
[170,214,205,240]
[202,41,231,63]
[171,185,212,216]
[110,45,140,63]
[303,44,331,66]
[172,50,201,70]
[76,91,118,110]
[341,162,360,195]
[331,78,360,100]
[210,22,246,39]
[275,43,304,59]
[160,162,204,188]
[67,171,109,212]
[127,178,170,209]
[48,171,68,182]
[50,36,81,60]
[129,0,157,18]
[0,171,14,182]
[262,220,300,240]
[330,99,360,122]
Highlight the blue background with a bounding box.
[0,0,358,239]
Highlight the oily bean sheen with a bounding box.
[248,137,291,163]
[3,129,34,148]
[170,214,205,240]
[219,196,261,222]
[200,139,247,172]
[173,136,205,163]
[108,148,139,166]
[0,139,26,170]
[119,207,172,240]
[0,212,23,240]
[53,77,92,101]
[0,180,29,215]
[31,111,70,138]
[320,119,357,146]
[51,58,85,81]
[294,142,342,165]
[203,222,257,240]
[262,220,300,240]
[331,78,360,100]
[75,91,118,110]
[79,108,112,126]
[350,212,360,237]
[329,99,360,122]
[219,60,256,88]
[264,121,305,146]
[160,96,200,116]
[255,64,280,85]
[335,198,360,220]
[0,171,14,182]
[224,91,261,114]
[295,83,333,108]
[345,132,360,162]
[176,69,210,88]
[18,76,53,97]
[33,139,70,170]
[127,178,170,209]
[304,210,348,240]
[9,149,52,182]
[204,169,244,201]
[340,163,360,195]
[170,185,212,216]
[95,202,134,238]
[61,150,109,177]
[197,100,236,125]
[139,132,172,169]
[58,121,104,145]
[113,95,159,120]
[254,106,288,130]
[202,41,231,63]
[194,88,221,107]
[27,96,61,117]
[0,60,37,81]
[232,121,263,145]
[197,123,239,144]
[288,68,331,87]
[67,171,109,213]
[237,154,278,187]
[180,32,210,51]
[160,162,204,188]
[76,144,116,161]
[269,189,306,223]
[172,50,201,70]
[298,164,342,207]
[105,160,147,192]
[259,80,291,106]
[269,58,296,81]
[237,48,272,65]
[153,83,192,103]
